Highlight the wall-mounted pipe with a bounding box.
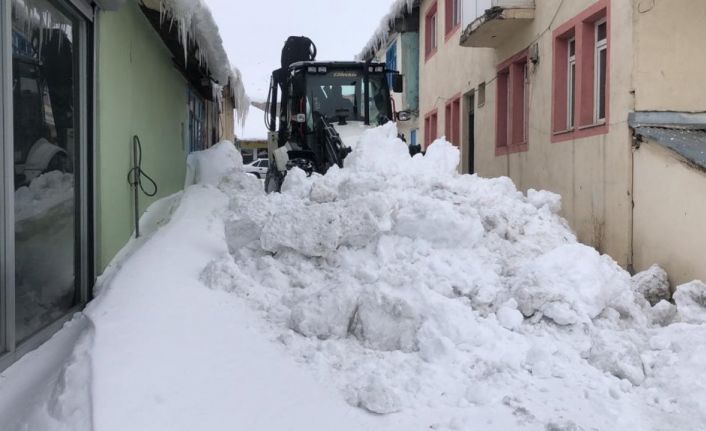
[127,135,157,238]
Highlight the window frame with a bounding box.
[567,37,576,130]
[495,48,529,156]
[385,40,397,87]
[445,94,461,147]
[445,0,461,40]
[477,82,486,107]
[594,18,607,123]
[425,1,439,61]
[424,109,438,148]
[551,0,609,143]
[1,0,10,358]
[189,88,206,152]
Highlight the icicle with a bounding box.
[150,0,251,129]
[358,0,421,60]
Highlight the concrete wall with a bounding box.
[633,1,706,112]
[96,0,189,271]
[420,0,635,266]
[633,141,706,285]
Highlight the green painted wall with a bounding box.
[96,1,188,271]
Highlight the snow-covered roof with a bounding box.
[14,0,250,125]
[145,0,250,125]
[358,0,420,61]
[236,106,269,141]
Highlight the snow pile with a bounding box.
[358,0,419,60]
[184,140,243,187]
[14,171,74,223]
[674,281,706,324]
[5,127,706,430]
[200,122,706,429]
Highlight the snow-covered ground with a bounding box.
[2,124,706,430]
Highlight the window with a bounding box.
[424,110,438,148]
[551,1,609,142]
[386,41,397,86]
[425,1,438,60]
[189,89,206,152]
[496,49,529,156]
[595,19,607,122]
[410,129,418,146]
[445,96,460,146]
[567,38,576,129]
[445,0,461,37]
[3,0,93,361]
[305,69,391,127]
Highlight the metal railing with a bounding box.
[462,0,535,28]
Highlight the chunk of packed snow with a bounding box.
[649,299,678,326]
[496,299,524,330]
[184,140,242,186]
[674,281,706,324]
[512,244,631,325]
[632,264,671,306]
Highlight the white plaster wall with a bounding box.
[633,1,706,112]
[633,141,706,286]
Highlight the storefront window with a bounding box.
[189,88,206,152]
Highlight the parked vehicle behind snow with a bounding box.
[244,158,269,178]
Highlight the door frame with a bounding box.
[1,0,15,358]
[463,91,476,174]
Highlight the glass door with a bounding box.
[0,0,91,366]
[12,0,85,343]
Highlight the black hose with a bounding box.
[127,135,158,238]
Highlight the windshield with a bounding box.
[306,69,391,125]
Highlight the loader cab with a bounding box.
[265,36,407,192]
[279,62,394,146]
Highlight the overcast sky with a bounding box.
[205,0,397,103]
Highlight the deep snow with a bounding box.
[1,125,706,430]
